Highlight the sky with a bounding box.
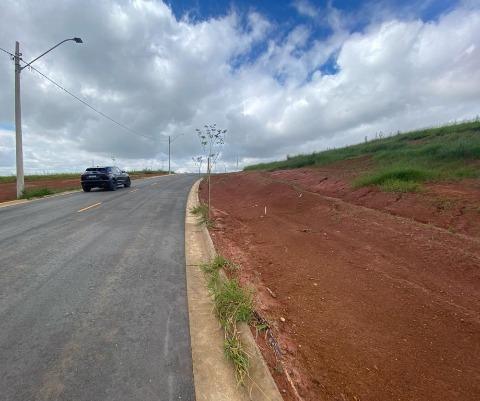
[0,0,479,174]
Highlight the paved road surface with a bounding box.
[0,174,198,401]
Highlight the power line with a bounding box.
[1,45,166,143]
[0,46,14,57]
[27,65,154,141]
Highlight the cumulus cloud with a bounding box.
[292,0,319,19]
[0,0,479,174]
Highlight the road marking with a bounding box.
[130,189,138,193]
[150,182,159,186]
[77,202,102,213]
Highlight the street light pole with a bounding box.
[13,37,83,198]
[14,41,24,198]
[167,133,183,175]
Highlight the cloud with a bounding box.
[292,0,318,19]
[0,0,479,174]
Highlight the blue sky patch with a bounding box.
[320,51,340,76]
[0,122,14,131]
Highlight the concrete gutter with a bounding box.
[185,179,283,401]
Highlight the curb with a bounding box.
[185,179,283,401]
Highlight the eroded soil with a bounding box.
[199,171,480,401]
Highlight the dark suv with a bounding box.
[81,166,131,192]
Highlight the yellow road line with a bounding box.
[77,202,102,213]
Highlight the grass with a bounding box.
[0,173,80,184]
[244,120,480,192]
[128,169,168,176]
[20,186,79,199]
[201,255,253,385]
[20,188,55,199]
[190,202,214,227]
[352,165,433,192]
[378,179,421,193]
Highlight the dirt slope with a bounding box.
[199,172,480,401]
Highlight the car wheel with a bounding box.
[82,185,91,192]
[109,180,117,191]
[124,178,131,188]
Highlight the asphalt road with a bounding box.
[0,174,198,401]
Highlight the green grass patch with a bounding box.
[244,120,480,192]
[353,166,434,192]
[20,188,56,199]
[20,187,80,199]
[200,255,253,385]
[379,179,421,193]
[212,278,254,328]
[0,173,80,184]
[190,202,214,227]
[128,169,168,176]
[224,334,250,384]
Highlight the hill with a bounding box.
[245,120,480,192]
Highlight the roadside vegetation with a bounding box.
[128,169,168,176]
[201,255,253,385]
[244,120,480,192]
[0,173,80,184]
[190,202,214,227]
[20,187,79,199]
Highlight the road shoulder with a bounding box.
[185,179,283,401]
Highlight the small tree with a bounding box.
[196,124,227,218]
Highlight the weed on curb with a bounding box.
[200,255,253,385]
[190,202,214,227]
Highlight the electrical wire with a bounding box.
[0,46,15,57]
[1,45,165,143]
[27,65,153,141]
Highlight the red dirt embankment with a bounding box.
[269,160,480,238]
[0,178,80,202]
[199,171,480,401]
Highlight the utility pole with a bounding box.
[167,133,183,175]
[14,42,24,198]
[12,37,83,198]
[168,135,171,175]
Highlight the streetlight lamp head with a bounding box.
[73,37,83,43]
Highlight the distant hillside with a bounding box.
[244,120,480,192]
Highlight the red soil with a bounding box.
[0,178,80,202]
[199,171,480,401]
[268,161,480,238]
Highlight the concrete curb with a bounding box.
[185,179,283,401]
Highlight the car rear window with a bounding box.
[86,167,107,172]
